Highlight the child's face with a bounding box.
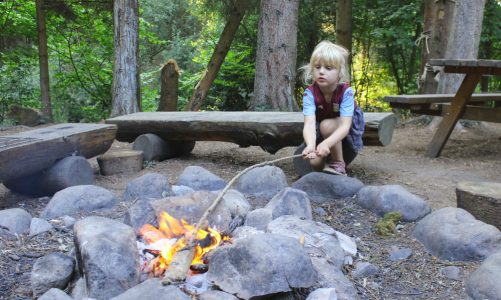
[313,61,340,89]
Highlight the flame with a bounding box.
[139,211,228,276]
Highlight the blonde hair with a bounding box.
[300,41,350,84]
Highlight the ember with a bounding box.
[138,211,229,277]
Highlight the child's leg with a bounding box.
[319,118,344,162]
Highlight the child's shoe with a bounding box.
[322,161,347,176]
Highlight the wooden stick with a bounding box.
[161,153,304,284]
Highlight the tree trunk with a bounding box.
[251,0,300,112]
[336,0,353,75]
[437,0,486,94]
[158,59,179,111]
[418,0,456,94]
[111,0,140,117]
[35,0,53,122]
[184,0,250,111]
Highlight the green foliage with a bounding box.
[374,211,403,236]
[2,0,500,123]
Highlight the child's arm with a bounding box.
[302,115,317,159]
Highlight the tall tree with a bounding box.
[336,0,353,74]
[437,0,486,94]
[111,0,140,117]
[251,0,300,111]
[35,0,53,122]
[184,0,250,111]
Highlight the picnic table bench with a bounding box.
[385,93,501,123]
[384,59,501,157]
[106,111,396,154]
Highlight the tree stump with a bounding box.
[158,59,179,112]
[4,156,95,196]
[97,150,143,176]
[456,181,501,230]
[132,133,195,161]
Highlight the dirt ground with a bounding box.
[1,117,500,299]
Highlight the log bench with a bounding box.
[0,123,117,195]
[106,111,396,175]
[384,93,501,123]
[106,111,396,153]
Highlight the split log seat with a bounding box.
[106,111,396,155]
[384,93,501,123]
[0,123,117,185]
[456,181,501,230]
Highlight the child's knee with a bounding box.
[319,118,340,138]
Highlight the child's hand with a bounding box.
[302,145,317,159]
[315,142,331,157]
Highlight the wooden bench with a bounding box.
[0,123,117,183]
[384,93,501,123]
[106,111,396,154]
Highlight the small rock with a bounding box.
[29,218,53,236]
[388,247,413,261]
[352,262,380,279]
[440,266,461,281]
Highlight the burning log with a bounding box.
[190,263,209,273]
[161,248,195,283]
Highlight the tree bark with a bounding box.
[111,0,141,117]
[158,59,179,111]
[336,0,353,75]
[35,0,53,122]
[437,0,486,94]
[184,0,250,111]
[418,0,458,94]
[251,0,300,112]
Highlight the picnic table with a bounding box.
[385,59,501,158]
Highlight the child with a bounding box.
[301,41,364,175]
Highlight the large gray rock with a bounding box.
[235,165,288,200]
[267,215,345,269]
[41,185,118,219]
[466,252,501,300]
[31,253,75,297]
[265,187,313,220]
[110,278,190,300]
[357,185,431,221]
[310,257,358,300]
[244,208,273,231]
[74,216,140,300]
[292,172,364,203]
[0,208,31,234]
[38,288,73,300]
[177,166,226,191]
[307,288,338,300]
[199,290,239,300]
[413,207,501,261]
[206,233,316,299]
[123,199,157,232]
[122,172,173,202]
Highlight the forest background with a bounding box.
[0,0,500,124]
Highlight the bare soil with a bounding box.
[1,118,500,299]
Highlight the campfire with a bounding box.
[138,211,230,277]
